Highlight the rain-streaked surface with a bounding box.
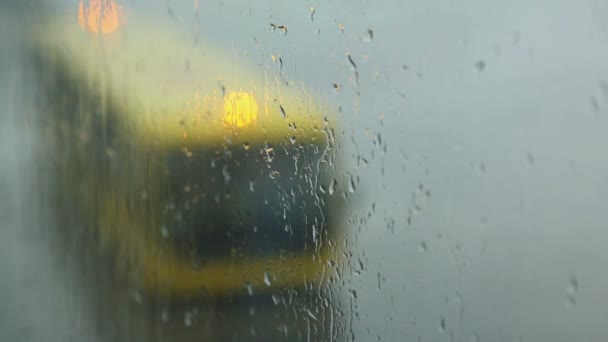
[2,0,608,341]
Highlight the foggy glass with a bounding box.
[2,0,608,341]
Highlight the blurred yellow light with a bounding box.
[223,91,258,128]
[77,0,124,34]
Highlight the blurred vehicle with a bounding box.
[27,1,346,340]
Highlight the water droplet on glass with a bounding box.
[475,60,485,72]
[376,272,383,291]
[245,282,253,296]
[243,142,250,150]
[222,165,230,184]
[590,96,600,112]
[270,23,288,34]
[306,309,318,321]
[329,179,337,195]
[361,28,374,42]
[526,152,535,165]
[132,291,143,304]
[160,225,169,238]
[265,145,275,162]
[272,294,280,305]
[263,271,272,286]
[439,316,446,332]
[184,311,193,327]
[566,274,579,308]
[161,308,170,323]
[348,177,356,193]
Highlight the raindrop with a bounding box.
[512,31,521,45]
[306,309,318,321]
[361,28,374,42]
[243,142,250,150]
[132,291,143,304]
[264,271,272,286]
[309,7,315,21]
[270,23,288,34]
[526,152,535,165]
[245,282,253,296]
[347,54,357,70]
[161,308,170,323]
[265,145,275,163]
[475,60,485,72]
[222,165,231,184]
[348,177,356,193]
[271,55,283,69]
[272,294,280,305]
[270,170,280,179]
[419,241,428,252]
[439,316,446,332]
[566,274,579,308]
[279,324,288,337]
[590,96,600,112]
[184,311,193,327]
[249,179,255,192]
[167,6,176,20]
[329,179,337,195]
[376,272,382,291]
[160,225,169,238]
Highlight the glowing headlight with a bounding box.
[223,91,258,128]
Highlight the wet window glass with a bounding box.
[2,0,608,341]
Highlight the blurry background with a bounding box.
[2,0,608,341]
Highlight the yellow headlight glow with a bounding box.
[223,91,258,128]
[77,0,124,34]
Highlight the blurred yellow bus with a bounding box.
[29,1,345,301]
